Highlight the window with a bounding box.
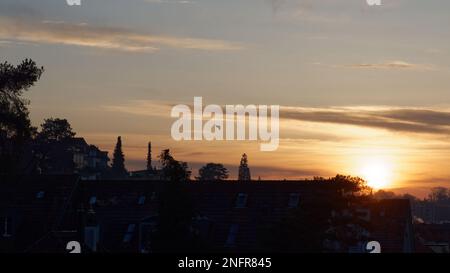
[73,153,85,169]
[36,191,45,199]
[288,193,300,208]
[234,193,248,208]
[123,224,136,243]
[89,196,97,205]
[84,226,99,252]
[225,224,239,247]
[138,195,146,205]
[1,217,12,238]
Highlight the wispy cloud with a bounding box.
[282,106,450,135]
[346,61,434,71]
[0,39,37,47]
[102,99,450,136]
[101,100,174,117]
[0,17,243,52]
[314,61,435,71]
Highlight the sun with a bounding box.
[360,159,392,190]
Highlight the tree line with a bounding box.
[0,59,251,182]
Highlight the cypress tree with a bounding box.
[147,141,152,172]
[238,153,251,181]
[112,136,127,175]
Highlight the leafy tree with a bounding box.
[31,118,76,174]
[196,163,229,181]
[428,187,449,202]
[38,118,75,142]
[151,149,195,252]
[111,136,127,176]
[0,59,44,175]
[331,174,370,195]
[373,190,419,202]
[159,149,191,181]
[260,175,372,253]
[401,193,419,203]
[373,190,397,200]
[262,195,335,252]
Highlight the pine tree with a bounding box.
[112,136,127,175]
[238,153,251,181]
[147,141,152,172]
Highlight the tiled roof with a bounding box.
[0,176,415,253]
[415,223,450,253]
[0,175,80,252]
[369,199,414,253]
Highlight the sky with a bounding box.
[1,0,450,197]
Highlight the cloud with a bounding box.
[0,39,37,47]
[345,61,434,71]
[103,99,450,136]
[0,17,243,52]
[101,100,174,117]
[313,60,436,71]
[0,40,17,47]
[282,106,450,135]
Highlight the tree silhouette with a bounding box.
[261,175,372,253]
[159,149,191,181]
[0,59,44,176]
[428,187,449,202]
[196,163,229,181]
[146,141,152,172]
[38,118,75,142]
[112,136,127,176]
[152,149,195,252]
[238,153,251,181]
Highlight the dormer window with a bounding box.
[84,225,99,252]
[288,193,300,208]
[89,196,97,205]
[225,224,239,247]
[123,224,136,243]
[235,193,248,208]
[36,191,45,199]
[1,217,12,238]
[138,195,146,205]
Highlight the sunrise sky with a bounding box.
[2,0,450,196]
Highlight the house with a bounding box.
[369,199,415,253]
[412,201,450,224]
[415,223,450,253]
[0,175,80,253]
[32,138,110,180]
[324,199,415,253]
[0,176,416,253]
[129,169,163,180]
